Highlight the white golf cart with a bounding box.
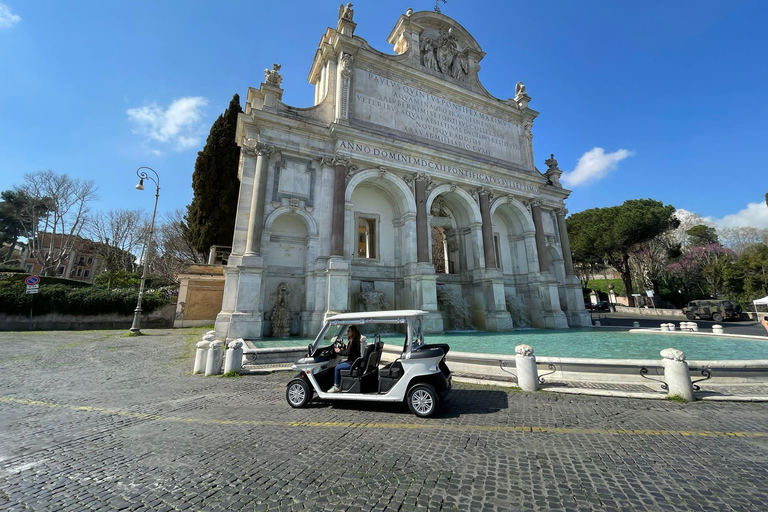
[285,310,452,417]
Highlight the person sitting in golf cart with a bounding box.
[327,325,362,393]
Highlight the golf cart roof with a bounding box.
[325,310,428,322]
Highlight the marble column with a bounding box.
[556,208,575,276]
[323,153,353,257]
[555,207,592,327]
[244,143,275,256]
[530,200,548,272]
[415,175,430,263]
[478,188,496,269]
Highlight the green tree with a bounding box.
[185,93,243,254]
[567,199,679,306]
[686,224,719,246]
[726,244,768,303]
[0,190,48,262]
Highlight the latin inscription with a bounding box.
[338,141,538,193]
[353,70,523,163]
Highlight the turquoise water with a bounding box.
[255,329,768,360]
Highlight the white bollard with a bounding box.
[712,324,723,335]
[633,321,640,328]
[594,320,601,326]
[193,341,210,374]
[514,345,539,392]
[690,323,699,332]
[205,340,225,376]
[660,323,669,332]
[224,339,244,374]
[660,348,695,401]
[668,323,676,331]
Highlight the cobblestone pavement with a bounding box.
[2,329,768,511]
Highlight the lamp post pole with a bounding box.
[130,167,160,335]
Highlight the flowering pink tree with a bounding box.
[668,244,735,298]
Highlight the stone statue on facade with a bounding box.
[269,282,292,337]
[430,197,450,217]
[544,153,562,187]
[340,52,354,78]
[515,81,527,98]
[421,37,439,71]
[264,64,283,86]
[354,281,389,312]
[339,3,354,21]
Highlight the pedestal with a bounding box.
[403,263,444,333]
[563,276,592,327]
[215,265,267,341]
[529,275,568,329]
[473,269,514,331]
[324,257,351,318]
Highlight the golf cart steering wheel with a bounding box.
[332,337,345,352]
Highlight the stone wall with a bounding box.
[614,306,684,317]
[175,265,225,328]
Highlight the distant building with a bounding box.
[19,233,104,284]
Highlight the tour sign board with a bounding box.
[25,275,40,294]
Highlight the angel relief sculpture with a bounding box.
[421,28,467,80]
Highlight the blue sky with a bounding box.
[1,0,766,229]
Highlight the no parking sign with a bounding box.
[25,275,40,294]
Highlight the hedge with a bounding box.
[0,283,169,316]
[585,279,626,296]
[0,273,90,287]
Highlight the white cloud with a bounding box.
[704,202,768,230]
[0,3,21,28]
[127,96,208,151]
[561,147,635,187]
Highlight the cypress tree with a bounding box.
[186,94,243,254]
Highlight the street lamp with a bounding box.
[130,166,160,335]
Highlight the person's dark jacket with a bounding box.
[340,337,361,363]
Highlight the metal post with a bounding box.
[130,167,160,335]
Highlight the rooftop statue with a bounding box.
[339,3,354,21]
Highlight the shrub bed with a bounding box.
[0,283,169,316]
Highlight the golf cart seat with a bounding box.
[340,337,383,393]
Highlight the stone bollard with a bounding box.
[205,340,225,376]
[712,324,723,335]
[633,321,640,328]
[193,341,210,374]
[660,348,695,401]
[690,323,699,332]
[224,339,244,374]
[668,323,676,331]
[515,344,539,392]
[594,320,601,326]
[660,323,669,332]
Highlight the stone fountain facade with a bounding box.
[214,7,590,340]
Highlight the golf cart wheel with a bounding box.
[712,313,724,322]
[286,379,312,408]
[685,313,696,320]
[408,384,439,418]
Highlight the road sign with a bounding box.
[26,286,39,294]
[25,275,40,286]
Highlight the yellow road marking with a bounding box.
[1,396,766,438]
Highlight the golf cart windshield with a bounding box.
[411,318,424,350]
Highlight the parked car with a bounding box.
[587,301,611,311]
[285,310,452,417]
[683,300,742,322]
